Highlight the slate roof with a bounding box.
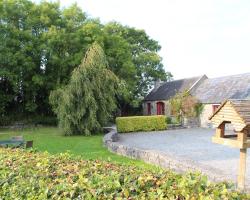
[192,73,250,104]
[144,76,204,101]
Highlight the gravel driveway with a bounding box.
[118,128,250,188]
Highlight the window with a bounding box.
[147,103,151,115]
[212,104,220,113]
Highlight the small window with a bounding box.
[212,104,220,113]
[147,103,151,115]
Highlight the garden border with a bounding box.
[103,127,242,189]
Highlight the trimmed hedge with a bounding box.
[116,115,167,133]
[0,149,248,199]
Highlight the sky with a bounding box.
[37,0,250,79]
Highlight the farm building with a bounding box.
[143,73,250,128]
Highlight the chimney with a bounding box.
[154,79,162,90]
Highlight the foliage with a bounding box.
[195,103,204,117]
[0,149,248,199]
[0,0,170,122]
[49,43,119,135]
[166,116,181,125]
[116,115,167,133]
[170,92,203,119]
[0,115,57,126]
[27,116,57,126]
[166,116,172,124]
[103,22,172,113]
[171,117,181,124]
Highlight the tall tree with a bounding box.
[103,22,172,113]
[50,43,119,135]
[0,0,171,122]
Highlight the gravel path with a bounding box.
[118,128,250,187]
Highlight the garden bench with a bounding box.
[25,140,33,148]
[0,140,25,148]
[0,136,33,149]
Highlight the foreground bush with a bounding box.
[0,149,248,199]
[116,115,167,133]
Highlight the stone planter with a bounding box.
[182,117,200,128]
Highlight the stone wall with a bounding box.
[142,100,171,116]
[103,128,230,183]
[199,104,213,128]
[199,104,235,130]
[142,100,156,115]
[142,102,217,129]
[182,117,200,128]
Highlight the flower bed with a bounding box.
[0,149,248,199]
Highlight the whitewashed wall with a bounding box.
[199,104,213,128]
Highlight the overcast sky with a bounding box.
[37,0,250,79]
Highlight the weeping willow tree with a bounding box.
[50,43,119,135]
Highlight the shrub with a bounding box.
[0,115,57,127]
[170,91,202,119]
[166,116,172,124]
[30,116,58,126]
[116,115,167,133]
[0,115,13,126]
[0,149,248,199]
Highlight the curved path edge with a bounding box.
[103,128,237,186]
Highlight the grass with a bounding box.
[0,126,158,170]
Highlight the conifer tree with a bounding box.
[50,43,119,135]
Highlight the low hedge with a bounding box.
[0,149,248,199]
[116,115,167,133]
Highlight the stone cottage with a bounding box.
[143,73,250,128]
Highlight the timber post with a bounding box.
[237,130,248,190]
[238,148,247,190]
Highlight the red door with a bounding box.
[147,103,151,115]
[157,102,165,115]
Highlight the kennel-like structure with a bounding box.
[209,99,250,190]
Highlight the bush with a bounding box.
[0,149,248,199]
[116,115,167,133]
[29,116,58,126]
[0,115,58,127]
[166,116,172,124]
[0,115,13,126]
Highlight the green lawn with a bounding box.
[0,127,157,169]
